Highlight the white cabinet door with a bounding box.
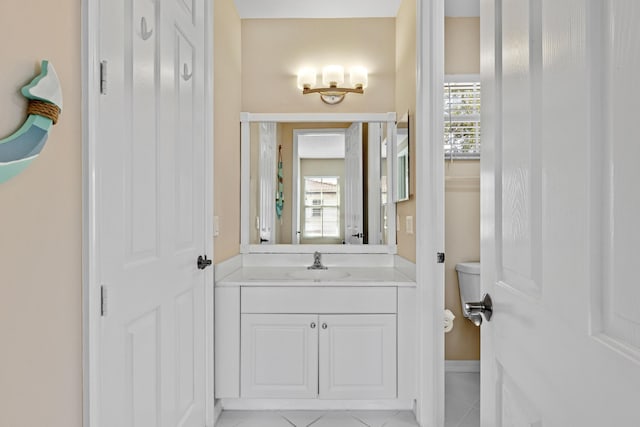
[318,315,396,399]
[241,314,319,398]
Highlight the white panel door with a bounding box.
[481,1,640,425]
[258,122,277,243]
[98,0,207,425]
[318,314,396,399]
[344,122,363,244]
[367,122,383,245]
[241,314,319,398]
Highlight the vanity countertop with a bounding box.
[216,266,416,287]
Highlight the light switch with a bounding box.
[213,216,220,237]
[405,216,414,234]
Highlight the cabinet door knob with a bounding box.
[321,323,328,329]
[310,322,316,329]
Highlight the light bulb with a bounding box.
[322,65,344,87]
[297,68,316,90]
[350,66,368,89]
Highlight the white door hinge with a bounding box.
[100,285,107,316]
[100,60,107,95]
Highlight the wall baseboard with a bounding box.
[219,398,415,411]
[211,400,222,427]
[445,360,480,373]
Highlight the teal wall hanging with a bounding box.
[0,60,63,183]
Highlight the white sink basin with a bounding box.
[287,269,351,281]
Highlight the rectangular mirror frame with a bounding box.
[240,112,398,254]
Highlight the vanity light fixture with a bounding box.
[297,65,368,105]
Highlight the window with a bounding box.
[303,177,340,238]
[444,78,481,158]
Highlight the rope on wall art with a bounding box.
[27,99,61,124]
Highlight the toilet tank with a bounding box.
[455,262,480,318]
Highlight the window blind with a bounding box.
[444,81,481,157]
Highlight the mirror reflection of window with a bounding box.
[303,177,340,239]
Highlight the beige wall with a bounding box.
[218,16,397,260]
[242,18,395,113]
[445,160,481,360]
[395,0,417,261]
[445,17,480,75]
[214,0,242,263]
[0,1,82,426]
[444,17,481,360]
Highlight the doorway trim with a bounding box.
[292,128,347,245]
[80,1,216,426]
[415,0,445,426]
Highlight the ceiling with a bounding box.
[233,0,480,19]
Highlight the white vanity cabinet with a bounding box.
[215,282,417,404]
[240,287,397,399]
[241,313,396,399]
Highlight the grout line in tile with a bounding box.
[306,413,326,427]
[350,414,371,427]
[279,414,296,427]
[454,405,476,427]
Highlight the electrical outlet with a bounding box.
[405,216,414,234]
[213,216,220,237]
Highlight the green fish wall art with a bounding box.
[0,60,62,183]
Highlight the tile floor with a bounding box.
[215,372,480,427]
[215,410,419,427]
[445,372,480,427]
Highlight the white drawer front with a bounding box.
[241,287,397,314]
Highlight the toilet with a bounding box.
[455,262,481,324]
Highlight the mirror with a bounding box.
[396,112,410,202]
[241,113,397,249]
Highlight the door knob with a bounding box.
[465,293,493,325]
[197,255,212,270]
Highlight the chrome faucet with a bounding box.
[308,251,328,270]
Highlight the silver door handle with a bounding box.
[465,293,493,325]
